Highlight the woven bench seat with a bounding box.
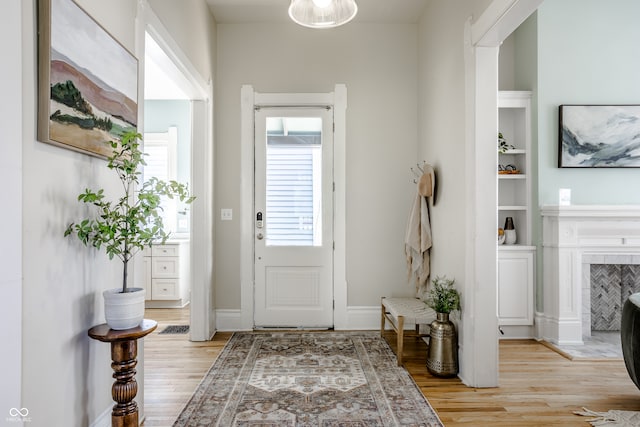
[381,297,436,366]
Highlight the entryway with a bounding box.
[239,85,348,330]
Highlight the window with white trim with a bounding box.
[143,127,178,233]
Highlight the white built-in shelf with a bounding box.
[498,90,532,245]
[498,244,536,251]
[498,174,526,180]
[497,90,535,336]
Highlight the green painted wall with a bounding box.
[501,0,640,312]
[537,0,640,206]
[144,99,192,186]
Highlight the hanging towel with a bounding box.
[405,183,432,298]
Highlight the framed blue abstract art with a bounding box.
[559,105,640,168]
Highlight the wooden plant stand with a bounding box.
[88,319,157,427]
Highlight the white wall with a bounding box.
[418,2,468,287]
[0,0,23,417]
[16,0,215,425]
[21,0,135,422]
[147,0,216,85]
[417,0,493,305]
[215,22,420,308]
[417,0,494,385]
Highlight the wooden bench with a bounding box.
[381,297,436,366]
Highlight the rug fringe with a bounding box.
[574,407,640,426]
[574,407,615,422]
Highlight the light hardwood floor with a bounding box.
[141,307,640,426]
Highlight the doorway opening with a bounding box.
[142,30,195,322]
[137,0,214,344]
[239,85,348,331]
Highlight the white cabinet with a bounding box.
[143,240,190,308]
[498,248,534,326]
[498,91,536,335]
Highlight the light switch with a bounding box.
[221,208,233,221]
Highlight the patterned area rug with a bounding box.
[173,331,443,426]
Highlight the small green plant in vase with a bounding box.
[65,131,194,329]
[425,276,461,315]
[425,275,461,377]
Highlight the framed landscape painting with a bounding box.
[558,105,640,168]
[37,0,138,158]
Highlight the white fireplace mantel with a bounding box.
[541,205,640,345]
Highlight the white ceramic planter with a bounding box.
[504,229,517,245]
[103,287,146,330]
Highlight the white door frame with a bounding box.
[136,0,215,340]
[240,85,347,330]
[462,0,543,387]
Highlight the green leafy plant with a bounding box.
[65,131,195,293]
[425,276,461,314]
[498,132,514,153]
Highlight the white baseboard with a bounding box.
[343,306,381,330]
[214,306,410,332]
[534,311,545,340]
[145,299,189,309]
[90,406,111,427]
[215,309,246,331]
[214,307,545,338]
[498,324,535,339]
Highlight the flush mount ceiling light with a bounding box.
[288,0,358,29]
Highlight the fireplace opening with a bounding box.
[590,264,640,332]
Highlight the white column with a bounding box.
[541,212,583,344]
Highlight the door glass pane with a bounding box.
[265,116,322,246]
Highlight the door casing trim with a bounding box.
[240,85,347,329]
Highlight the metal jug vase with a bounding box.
[426,312,458,377]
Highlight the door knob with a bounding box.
[257,233,264,240]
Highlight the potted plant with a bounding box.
[425,276,461,377]
[65,131,194,330]
[498,132,514,153]
[425,276,461,315]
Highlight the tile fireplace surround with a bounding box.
[541,205,640,345]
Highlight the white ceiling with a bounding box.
[205,0,429,24]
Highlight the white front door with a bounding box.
[254,107,334,328]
